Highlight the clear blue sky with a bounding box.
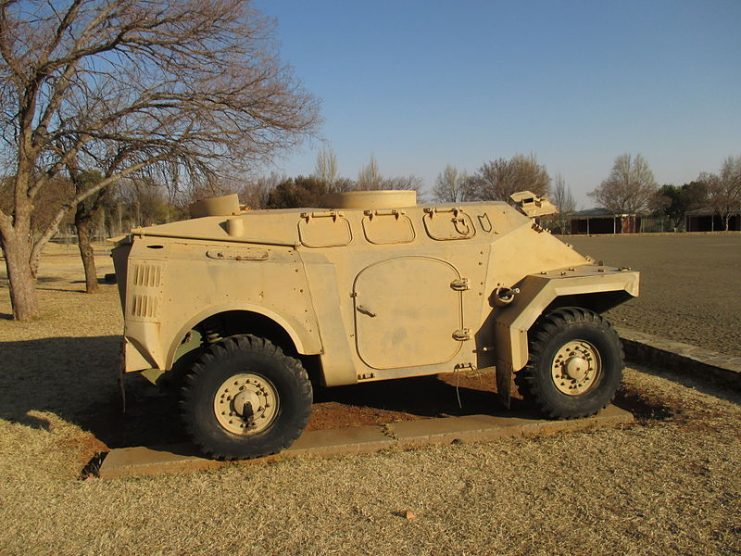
[254,0,741,207]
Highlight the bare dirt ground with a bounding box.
[0,239,739,554]
[565,233,741,357]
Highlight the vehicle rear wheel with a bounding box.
[517,308,623,419]
[180,334,312,459]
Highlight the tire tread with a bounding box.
[180,334,312,460]
[516,307,623,419]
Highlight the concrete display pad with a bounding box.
[98,405,633,480]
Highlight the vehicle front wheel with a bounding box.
[516,308,623,419]
[180,334,312,460]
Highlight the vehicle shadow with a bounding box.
[0,336,533,457]
[0,336,187,452]
[312,372,529,419]
[8,335,697,459]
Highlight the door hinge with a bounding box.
[452,328,471,341]
[450,278,470,291]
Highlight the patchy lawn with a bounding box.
[0,241,739,554]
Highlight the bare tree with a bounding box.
[357,155,383,190]
[69,167,108,293]
[0,0,319,319]
[469,154,550,202]
[589,154,658,214]
[127,177,183,226]
[331,177,357,193]
[550,173,576,233]
[381,175,422,191]
[237,172,284,210]
[355,155,421,192]
[1,174,75,234]
[314,146,338,190]
[432,164,471,203]
[701,155,741,231]
[110,177,183,230]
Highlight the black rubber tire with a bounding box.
[180,334,312,460]
[517,307,623,419]
[158,347,204,391]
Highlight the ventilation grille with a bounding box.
[131,263,162,288]
[130,294,159,319]
[128,262,164,320]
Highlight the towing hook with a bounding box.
[493,287,519,307]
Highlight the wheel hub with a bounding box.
[564,355,588,381]
[551,340,602,396]
[213,373,279,435]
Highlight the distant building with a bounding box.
[685,207,741,232]
[569,209,641,235]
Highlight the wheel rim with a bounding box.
[213,373,279,435]
[551,339,602,396]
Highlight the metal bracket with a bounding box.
[363,209,405,220]
[452,328,471,341]
[424,206,464,218]
[300,210,343,222]
[450,278,470,291]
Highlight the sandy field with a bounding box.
[0,237,739,554]
[566,234,741,357]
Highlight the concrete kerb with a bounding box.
[98,405,633,480]
[385,405,631,448]
[617,326,741,389]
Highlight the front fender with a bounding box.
[494,265,639,406]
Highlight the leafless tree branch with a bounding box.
[0,0,320,319]
[589,154,657,214]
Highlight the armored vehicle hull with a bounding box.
[112,191,638,459]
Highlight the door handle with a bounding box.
[356,305,376,318]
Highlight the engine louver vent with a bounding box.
[128,262,164,321]
[130,294,159,319]
[132,263,162,288]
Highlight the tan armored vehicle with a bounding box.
[111,190,638,459]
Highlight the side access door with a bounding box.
[352,256,467,370]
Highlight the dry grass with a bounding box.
[1,242,740,555]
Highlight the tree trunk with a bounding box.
[1,231,40,320]
[75,203,99,293]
